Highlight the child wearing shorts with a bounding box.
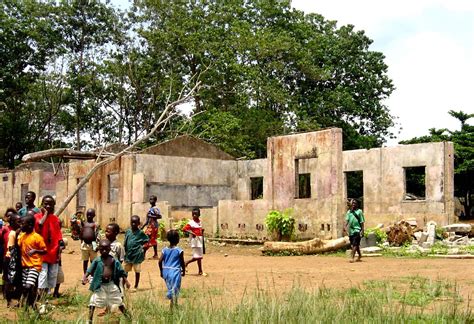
[124,215,149,291]
[82,239,130,323]
[18,214,47,308]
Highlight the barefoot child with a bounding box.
[142,195,161,259]
[159,230,185,307]
[80,209,100,274]
[106,223,124,263]
[183,208,204,275]
[18,214,47,308]
[124,216,149,290]
[4,212,22,307]
[82,239,130,323]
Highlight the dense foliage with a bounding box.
[0,0,396,168]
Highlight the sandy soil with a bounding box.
[2,234,474,320]
[57,236,474,299]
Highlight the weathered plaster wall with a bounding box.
[134,155,238,207]
[236,159,267,200]
[342,141,454,228]
[266,128,345,238]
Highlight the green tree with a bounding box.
[401,110,474,217]
[57,1,121,150]
[133,0,395,157]
[0,1,62,168]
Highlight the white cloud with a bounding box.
[292,0,474,144]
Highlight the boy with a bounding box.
[124,215,149,291]
[141,195,161,259]
[344,199,365,263]
[183,208,205,275]
[34,196,63,296]
[82,239,130,323]
[106,223,124,263]
[3,212,22,307]
[15,202,23,213]
[80,208,100,274]
[18,214,47,308]
[18,191,40,218]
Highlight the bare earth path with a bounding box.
[57,237,474,301]
[2,235,474,321]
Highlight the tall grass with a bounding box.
[3,277,471,323]
[128,278,471,323]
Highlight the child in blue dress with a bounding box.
[158,230,185,307]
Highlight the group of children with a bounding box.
[0,191,64,309]
[0,192,205,322]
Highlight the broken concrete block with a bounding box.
[427,222,436,245]
[361,246,382,254]
[418,232,428,244]
[447,248,460,255]
[405,218,418,227]
[455,236,469,246]
[422,242,433,248]
[414,232,422,241]
[443,224,472,233]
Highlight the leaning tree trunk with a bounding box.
[54,81,201,217]
[262,236,350,255]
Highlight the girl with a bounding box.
[158,230,185,307]
[142,195,161,259]
[183,208,204,275]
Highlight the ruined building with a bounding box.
[0,128,454,239]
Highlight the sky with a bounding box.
[292,0,474,145]
[113,0,473,145]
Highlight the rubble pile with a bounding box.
[362,218,474,257]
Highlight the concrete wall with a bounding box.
[342,141,454,228]
[266,128,345,238]
[0,130,454,241]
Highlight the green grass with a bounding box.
[3,276,471,323]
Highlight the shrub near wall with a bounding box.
[265,209,295,241]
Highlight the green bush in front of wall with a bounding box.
[265,209,295,241]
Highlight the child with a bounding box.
[82,239,130,323]
[124,216,149,291]
[106,223,124,263]
[70,210,84,241]
[183,208,204,275]
[53,238,66,298]
[4,212,22,307]
[34,196,63,296]
[344,199,365,263]
[15,202,23,213]
[80,208,100,274]
[142,195,161,259]
[159,230,185,307]
[18,214,47,308]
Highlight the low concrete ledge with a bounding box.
[208,238,264,245]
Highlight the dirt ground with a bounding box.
[57,236,474,300]
[3,234,474,320]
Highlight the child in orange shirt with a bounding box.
[18,213,46,308]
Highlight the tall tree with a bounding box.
[133,0,395,157]
[0,1,62,168]
[57,1,121,150]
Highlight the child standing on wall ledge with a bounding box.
[344,199,365,263]
[159,229,185,308]
[124,216,149,291]
[183,208,205,275]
